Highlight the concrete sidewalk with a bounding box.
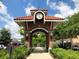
[27,53,54,59]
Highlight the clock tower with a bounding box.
[14,9,64,51]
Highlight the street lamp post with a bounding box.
[9,42,13,59]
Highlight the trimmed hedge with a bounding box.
[51,48,79,59]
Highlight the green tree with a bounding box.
[53,12,79,48]
[32,32,46,47]
[19,26,25,35]
[53,13,79,39]
[0,28,11,46]
[18,26,25,43]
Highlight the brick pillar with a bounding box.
[29,33,32,49]
[46,33,49,51]
[48,33,53,51]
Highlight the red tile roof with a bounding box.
[14,16,33,20]
[14,16,64,20]
[45,16,63,20]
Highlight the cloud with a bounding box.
[5,21,23,39]
[54,2,74,17]
[24,3,36,16]
[47,0,50,5]
[72,0,79,12]
[54,14,64,18]
[47,0,79,18]
[0,2,7,15]
[0,2,13,20]
[0,1,23,40]
[73,0,79,9]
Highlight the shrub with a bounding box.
[12,45,29,59]
[0,49,9,59]
[52,48,79,59]
[0,45,29,59]
[53,42,59,48]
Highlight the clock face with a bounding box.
[36,13,43,19]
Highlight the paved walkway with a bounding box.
[27,53,54,59]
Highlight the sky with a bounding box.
[0,0,79,39]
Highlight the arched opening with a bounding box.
[30,28,49,52]
[32,31,46,47]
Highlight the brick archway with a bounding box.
[14,9,64,51]
[30,28,49,50]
